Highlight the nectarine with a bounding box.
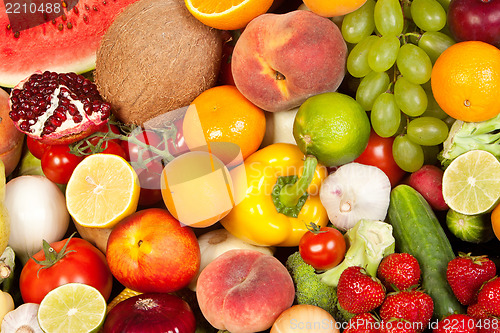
[0,88,24,176]
[196,249,295,333]
[231,10,347,112]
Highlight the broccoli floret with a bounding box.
[286,251,346,323]
[337,302,356,322]
[439,113,500,168]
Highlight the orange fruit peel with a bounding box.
[185,0,274,30]
[431,41,500,122]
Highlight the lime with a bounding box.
[293,92,371,167]
[38,283,107,333]
[442,150,500,215]
[446,209,494,243]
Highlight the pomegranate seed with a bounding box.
[9,111,20,121]
[50,117,62,127]
[19,121,30,131]
[73,113,83,123]
[68,104,78,116]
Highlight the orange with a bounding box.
[303,0,368,17]
[182,85,266,166]
[492,204,500,242]
[185,0,273,30]
[431,41,500,122]
[161,151,238,228]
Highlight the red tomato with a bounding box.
[299,225,346,270]
[121,129,164,162]
[41,145,83,184]
[137,160,164,206]
[165,118,189,157]
[217,42,235,86]
[26,136,51,159]
[19,236,113,304]
[354,131,407,187]
[86,137,127,159]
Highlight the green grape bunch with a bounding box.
[341,0,456,172]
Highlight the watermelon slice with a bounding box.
[0,0,140,88]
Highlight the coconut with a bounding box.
[95,0,223,125]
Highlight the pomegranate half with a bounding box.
[8,71,110,145]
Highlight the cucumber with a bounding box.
[387,184,464,319]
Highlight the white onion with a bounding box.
[319,163,391,231]
[270,304,340,333]
[4,175,69,264]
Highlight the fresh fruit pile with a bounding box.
[0,0,500,332]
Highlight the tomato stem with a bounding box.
[32,233,77,278]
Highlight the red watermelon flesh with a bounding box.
[0,0,139,88]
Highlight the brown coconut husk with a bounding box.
[95,0,223,125]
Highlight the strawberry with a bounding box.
[433,314,478,333]
[377,253,421,291]
[344,313,381,333]
[337,266,386,314]
[380,318,418,333]
[410,289,434,331]
[446,253,496,305]
[468,303,490,320]
[477,317,500,333]
[477,276,500,317]
[379,289,433,332]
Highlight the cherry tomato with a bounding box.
[354,130,407,187]
[137,160,164,206]
[41,145,83,184]
[217,42,235,86]
[26,136,51,159]
[86,137,127,160]
[121,129,164,162]
[299,225,346,270]
[19,236,113,304]
[166,118,189,157]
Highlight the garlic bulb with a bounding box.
[1,303,43,333]
[319,163,391,231]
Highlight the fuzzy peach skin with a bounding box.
[231,10,347,112]
[0,88,24,177]
[196,249,295,333]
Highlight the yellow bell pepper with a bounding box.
[221,143,329,247]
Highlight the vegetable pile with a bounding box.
[0,0,500,332]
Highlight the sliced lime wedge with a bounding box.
[442,150,500,215]
[37,283,107,333]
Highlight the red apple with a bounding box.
[106,208,201,293]
[448,0,500,47]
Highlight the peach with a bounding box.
[0,88,24,177]
[196,249,295,333]
[231,10,347,112]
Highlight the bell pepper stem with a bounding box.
[279,155,318,207]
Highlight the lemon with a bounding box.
[293,92,371,167]
[442,150,500,215]
[38,283,107,333]
[66,153,140,228]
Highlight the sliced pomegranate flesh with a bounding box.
[8,71,111,145]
